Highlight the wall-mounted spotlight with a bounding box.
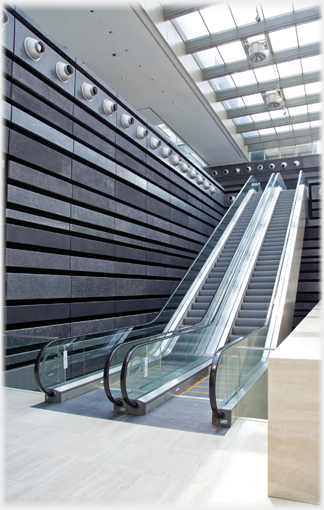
[210,185,216,194]
[180,162,189,173]
[103,99,118,116]
[82,83,98,101]
[246,166,252,172]
[150,137,161,150]
[137,126,149,140]
[188,168,197,179]
[234,168,241,174]
[227,195,235,204]
[281,162,288,168]
[203,180,210,190]
[161,147,172,158]
[56,62,74,83]
[293,160,300,167]
[121,113,135,129]
[2,10,9,28]
[269,163,276,170]
[223,169,229,175]
[248,42,266,63]
[24,37,46,61]
[196,174,203,184]
[172,154,180,166]
[212,170,218,176]
[265,92,281,109]
[257,164,263,171]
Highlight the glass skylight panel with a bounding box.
[277,59,302,78]
[210,75,235,91]
[200,4,235,33]
[297,20,322,45]
[242,130,259,137]
[258,127,276,136]
[283,85,305,99]
[173,12,208,41]
[276,125,293,133]
[261,4,293,18]
[242,93,264,106]
[253,65,277,83]
[289,105,308,116]
[308,103,321,113]
[293,1,321,11]
[270,110,286,119]
[301,55,322,74]
[305,82,321,95]
[229,4,257,27]
[223,98,245,109]
[194,48,223,69]
[233,116,253,125]
[281,146,297,157]
[217,41,247,64]
[251,112,271,122]
[231,70,257,87]
[310,120,321,128]
[293,122,310,131]
[269,27,298,51]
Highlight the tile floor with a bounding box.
[3,387,317,508]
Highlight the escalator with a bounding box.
[105,172,307,417]
[34,175,261,401]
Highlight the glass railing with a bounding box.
[210,171,305,422]
[35,175,262,396]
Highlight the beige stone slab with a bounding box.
[97,441,167,473]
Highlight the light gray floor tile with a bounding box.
[97,441,167,473]
[81,416,141,441]
[52,433,121,462]
[123,423,183,449]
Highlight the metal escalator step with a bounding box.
[245,288,273,296]
[248,282,274,289]
[202,284,218,290]
[235,318,265,327]
[238,309,267,319]
[250,276,276,283]
[183,317,201,325]
[252,270,277,277]
[196,296,213,303]
[241,302,269,310]
[192,302,209,310]
[232,326,258,336]
[244,295,271,303]
[188,310,205,317]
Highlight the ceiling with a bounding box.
[21,1,322,168]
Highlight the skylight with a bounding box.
[308,103,321,113]
[253,65,278,83]
[310,120,321,128]
[242,130,259,138]
[231,70,257,87]
[200,4,235,33]
[242,93,264,106]
[283,85,305,99]
[269,27,298,51]
[223,98,245,109]
[229,4,257,27]
[276,125,293,133]
[277,59,302,78]
[305,82,321,95]
[173,11,208,41]
[288,105,308,116]
[293,122,310,130]
[270,110,286,119]
[297,20,322,45]
[301,55,322,73]
[217,41,247,63]
[211,75,235,91]
[194,48,224,69]
[251,112,271,122]
[258,127,276,136]
[233,116,253,125]
[261,4,293,19]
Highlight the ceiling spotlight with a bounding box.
[248,42,266,63]
[265,92,281,109]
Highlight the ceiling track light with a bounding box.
[265,92,281,109]
[248,42,266,63]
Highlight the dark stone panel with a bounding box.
[115,278,148,297]
[301,248,320,257]
[11,84,73,134]
[6,303,70,325]
[116,134,146,163]
[147,266,185,278]
[71,276,116,298]
[115,202,147,224]
[147,298,168,310]
[3,126,9,154]
[6,248,70,271]
[145,167,170,191]
[73,104,116,144]
[115,299,148,314]
[70,224,114,241]
[146,214,170,232]
[145,228,170,244]
[9,130,72,178]
[11,61,74,115]
[115,148,147,176]
[299,263,320,272]
[302,239,320,249]
[3,78,11,99]
[73,123,115,160]
[147,280,177,296]
[6,224,71,251]
[147,196,170,219]
[188,241,204,252]
[170,195,188,212]
[7,185,71,218]
[70,317,115,337]
[115,245,146,262]
[72,186,116,215]
[297,281,320,293]
[71,256,114,273]
[71,204,114,230]
[5,324,71,346]
[114,234,146,249]
[169,182,189,203]
[146,251,190,268]
[114,313,148,329]
[117,165,148,191]
[8,161,73,198]
[115,181,147,210]
[7,274,72,300]
[168,235,189,250]
[72,160,115,198]
[114,261,146,276]
[70,301,115,318]
[71,237,114,257]
[115,218,147,239]
[3,54,12,76]
[171,171,189,191]
[303,155,320,168]
[146,154,170,180]
[169,207,188,227]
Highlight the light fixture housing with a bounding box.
[266,92,281,109]
[248,42,266,63]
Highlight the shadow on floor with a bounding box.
[33,386,228,436]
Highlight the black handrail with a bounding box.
[103,344,124,407]
[34,338,59,396]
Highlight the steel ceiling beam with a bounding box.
[185,6,321,53]
[247,134,319,151]
[162,2,215,21]
[246,127,320,147]
[202,43,320,81]
[215,71,320,101]
[226,93,321,118]
[236,112,320,133]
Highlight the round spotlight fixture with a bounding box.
[103,99,118,116]
[269,163,275,170]
[266,92,281,109]
[227,195,235,204]
[136,126,149,140]
[180,162,189,173]
[24,37,46,61]
[234,168,241,174]
[150,137,161,150]
[223,169,229,175]
[293,160,300,167]
[248,42,266,63]
[189,168,198,179]
[246,166,252,173]
[210,186,216,194]
[196,174,203,184]
[257,164,263,171]
[161,147,172,158]
[203,180,210,190]
[212,170,218,176]
[281,162,288,169]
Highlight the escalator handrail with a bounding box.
[209,170,305,419]
[34,176,260,396]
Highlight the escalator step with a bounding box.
[235,318,265,327]
[239,309,267,319]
